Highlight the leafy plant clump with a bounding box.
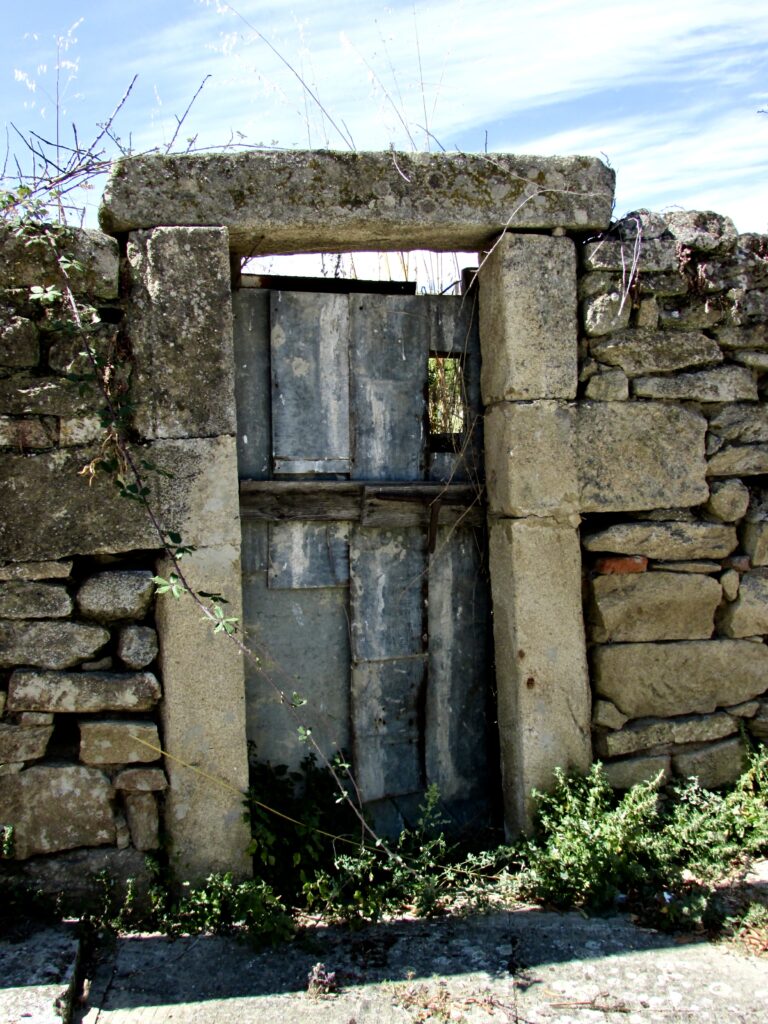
[513,745,768,931]
[78,864,294,949]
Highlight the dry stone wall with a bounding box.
[0,218,250,891]
[0,559,165,865]
[579,210,768,789]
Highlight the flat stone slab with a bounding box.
[8,669,161,712]
[593,639,768,718]
[81,909,768,1024]
[0,764,115,858]
[583,521,737,560]
[99,151,615,252]
[0,926,80,1024]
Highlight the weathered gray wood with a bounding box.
[349,526,426,662]
[359,498,484,529]
[426,525,490,800]
[232,289,271,479]
[271,291,350,474]
[268,521,349,588]
[351,656,426,801]
[241,520,351,770]
[240,518,269,581]
[350,295,429,480]
[239,481,483,527]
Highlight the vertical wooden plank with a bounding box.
[349,525,426,662]
[232,290,271,479]
[271,291,350,474]
[426,525,490,802]
[351,657,425,801]
[241,523,351,769]
[349,295,429,481]
[268,521,349,588]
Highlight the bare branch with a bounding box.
[165,74,211,154]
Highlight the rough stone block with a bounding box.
[479,234,577,401]
[665,211,738,255]
[590,572,721,642]
[718,569,768,637]
[707,444,768,477]
[117,625,159,669]
[582,292,632,337]
[155,545,251,880]
[632,366,758,402]
[124,792,160,850]
[490,518,591,833]
[100,151,616,250]
[17,711,54,725]
[715,325,768,352]
[706,479,750,522]
[0,226,119,298]
[0,436,241,561]
[721,568,741,601]
[0,764,115,858]
[583,521,737,560]
[652,560,721,574]
[484,402,578,519]
[595,712,736,758]
[77,571,154,622]
[592,699,628,730]
[127,227,236,440]
[708,404,768,443]
[0,722,53,762]
[0,582,72,619]
[0,621,109,669]
[603,755,670,790]
[79,720,161,764]
[636,271,688,296]
[659,297,726,332]
[0,373,100,417]
[577,402,708,513]
[635,297,659,328]
[743,521,768,565]
[59,416,103,446]
[733,351,768,372]
[582,238,678,272]
[0,315,39,368]
[114,767,168,791]
[593,639,768,718]
[590,329,722,376]
[673,738,746,788]
[7,670,161,712]
[0,415,56,450]
[584,368,629,401]
[18,848,152,909]
[726,699,759,718]
[0,561,72,581]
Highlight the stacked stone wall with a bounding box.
[0,229,167,892]
[579,210,768,789]
[0,219,251,890]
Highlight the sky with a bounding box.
[1,0,767,242]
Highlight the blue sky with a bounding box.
[2,0,767,234]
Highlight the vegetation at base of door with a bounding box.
[3,747,767,950]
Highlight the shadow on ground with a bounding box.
[76,905,768,1023]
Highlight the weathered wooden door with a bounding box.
[233,279,494,833]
